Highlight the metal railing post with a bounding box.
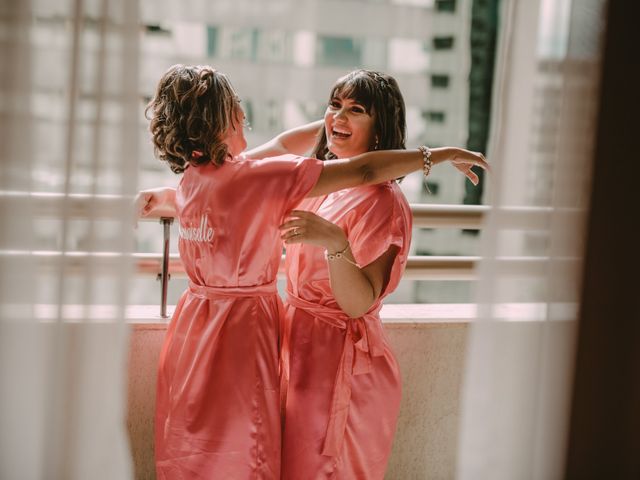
[159,217,173,318]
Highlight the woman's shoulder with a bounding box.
[347,182,411,228]
[348,181,407,206]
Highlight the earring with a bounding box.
[374,137,379,150]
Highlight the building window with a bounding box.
[316,36,362,67]
[435,0,457,12]
[207,26,218,57]
[145,24,171,36]
[424,110,446,123]
[431,74,450,88]
[227,28,259,61]
[433,36,455,50]
[257,30,289,63]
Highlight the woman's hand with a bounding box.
[431,147,489,185]
[134,187,177,220]
[279,210,348,252]
[281,210,401,318]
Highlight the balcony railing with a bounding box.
[2,191,575,318]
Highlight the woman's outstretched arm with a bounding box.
[306,147,488,198]
[135,146,488,217]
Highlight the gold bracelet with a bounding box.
[418,145,433,194]
[325,243,359,267]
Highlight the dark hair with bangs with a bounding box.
[311,69,407,160]
[145,64,242,174]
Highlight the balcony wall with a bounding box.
[126,315,469,479]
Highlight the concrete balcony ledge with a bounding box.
[126,308,471,480]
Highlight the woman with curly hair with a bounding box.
[141,64,487,479]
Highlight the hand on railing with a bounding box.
[134,187,177,224]
[134,187,177,318]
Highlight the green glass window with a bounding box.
[431,74,450,88]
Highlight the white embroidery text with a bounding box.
[179,214,214,242]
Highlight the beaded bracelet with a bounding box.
[325,242,359,267]
[418,145,433,194]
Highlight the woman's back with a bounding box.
[155,154,321,479]
[178,155,321,287]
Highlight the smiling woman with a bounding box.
[278,70,414,479]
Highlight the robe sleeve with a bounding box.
[247,154,324,217]
[347,184,409,270]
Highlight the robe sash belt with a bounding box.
[285,292,386,457]
[189,280,277,298]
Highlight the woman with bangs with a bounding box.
[139,65,486,479]
[277,70,417,479]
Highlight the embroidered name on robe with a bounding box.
[179,214,214,242]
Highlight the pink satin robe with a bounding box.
[281,181,412,479]
[155,155,322,479]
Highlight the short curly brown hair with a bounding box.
[145,64,241,173]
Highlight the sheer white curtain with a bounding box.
[0,0,139,478]
[457,0,606,478]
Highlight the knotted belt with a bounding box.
[188,280,277,298]
[286,292,386,457]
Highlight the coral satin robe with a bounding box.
[281,181,412,479]
[155,155,322,479]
